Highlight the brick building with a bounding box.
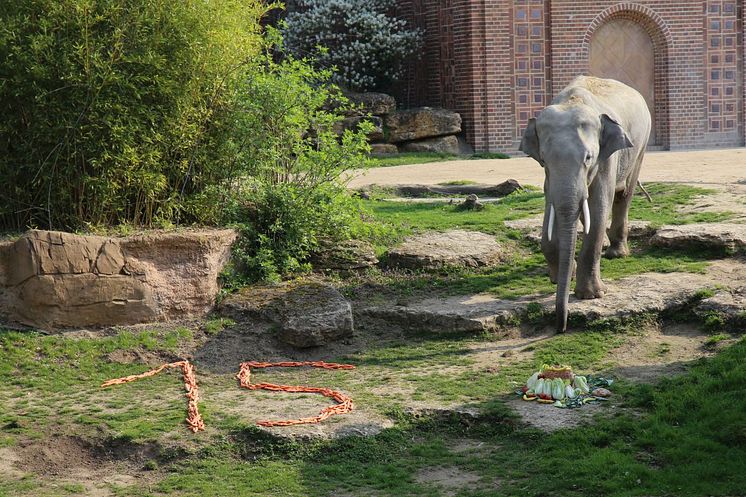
[395,1,745,152]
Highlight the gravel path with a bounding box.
[348,148,746,189]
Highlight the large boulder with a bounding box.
[0,229,236,329]
[399,135,459,154]
[334,115,384,141]
[385,107,461,143]
[387,230,502,270]
[343,90,396,116]
[369,143,399,155]
[651,223,746,252]
[695,287,746,325]
[220,281,353,348]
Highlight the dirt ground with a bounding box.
[348,148,746,189]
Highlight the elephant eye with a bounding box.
[584,152,593,163]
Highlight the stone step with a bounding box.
[651,223,746,252]
[358,259,746,333]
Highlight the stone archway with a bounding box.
[590,18,656,144]
[582,5,672,149]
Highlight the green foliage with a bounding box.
[0,0,269,230]
[216,53,373,282]
[524,301,547,323]
[630,183,735,226]
[702,311,727,332]
[705,332,730,348]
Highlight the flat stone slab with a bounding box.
[387,230,502,270]
[360,259,746,333]
[695,287,746,323]
[378,180,522,199]
[220,281,354,348]
[651,223,746,251]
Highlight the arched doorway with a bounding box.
[589,19,657,145]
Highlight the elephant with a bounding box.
[519,76,651,331]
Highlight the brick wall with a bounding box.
[398,0,745,152]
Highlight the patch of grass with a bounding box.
[363,189,545,238]
[114,338,746,496]
[702,311,727,332]
[631,183,735,226]
[0,327,199,442]
[437,179,478,186]
[204,317,236,335]
[705,333,731,348]
[6,315,746,497]
[367,151,512,168]
[350,183,722,302]
[368,152,459,168]
[346,242,713,303]
[523,302,546,323]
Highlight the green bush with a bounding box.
[282,0,421,92]
[217,52,373,282]
[0,0,268,230]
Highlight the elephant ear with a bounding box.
[519,118,542,165]
[599,114,633,161]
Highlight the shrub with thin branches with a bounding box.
[282,0,420,92]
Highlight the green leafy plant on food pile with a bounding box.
[282,0,421,92]
[0,0,270,231]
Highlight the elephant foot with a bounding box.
[548,261,576,284]
[604,242,629,259]
[574,278,607,299]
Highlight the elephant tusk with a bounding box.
[582,198,590,235]
[547,204,555,241]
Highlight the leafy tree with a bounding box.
[282,0,420,92]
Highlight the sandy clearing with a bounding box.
[348,148,746,189]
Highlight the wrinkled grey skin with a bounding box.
[519,76,651,331]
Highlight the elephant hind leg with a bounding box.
[606,152,645,259]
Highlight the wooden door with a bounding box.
[590,19,656,144]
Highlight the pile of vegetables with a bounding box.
[519,364,611,408]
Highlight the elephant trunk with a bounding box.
[553,202,581,332]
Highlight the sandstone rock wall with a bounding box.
[342,91,463,155]
[0,229,236,329]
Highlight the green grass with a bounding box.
[630,183,735,226]
[111,337,746,497]
[367,151,510,168]
[345,183,728,301]
[344,241,713,302]
[0,327,197,442]
[4,317,746,496]
[366,183,731,241]
[365,189,545,238]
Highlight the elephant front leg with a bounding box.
[541,207,574,284]
[575,189,612,299]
